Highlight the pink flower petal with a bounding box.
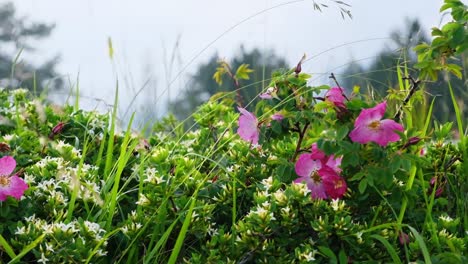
[349,124,382,145]
[354,101,387,127]
[259,93,273,99]
[0,156,16,176]
[271,113,284,121]
[325,87,346,108]
[324,155,342,173]
[310,143,326,160]
[237,107,259,145]
[238,107,256,120]
[295,154,322,177]
[0,174,28,200]
[374,119,404,146]
[293,176,327,199]
[321,171,347,199]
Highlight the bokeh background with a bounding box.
[3,0,465,129]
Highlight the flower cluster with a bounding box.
[294,144,346,199]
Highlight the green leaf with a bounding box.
[446,63,463,79]
[342,153,359,167]
[336,126,349,140]
[349,171,365,181]
[318,246,337,263]
[213,66,227,85]
[235,63,254,80]
[431,27,444,37]
[338,249,348,264]
[358,178,368,194]
[441,22,461,33]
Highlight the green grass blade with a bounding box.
[8,234,46,264]
[0,234,16,259]
[104,82,119,181]
[447,80,464,137]
[370,234,402,264]
[407,226,432,264]
[422,97,436,136]
[167,197,197,264]
[104,113,137,230]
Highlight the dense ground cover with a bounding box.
[0,0,467,263]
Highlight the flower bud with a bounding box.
[49,122,66,139]
[399,232,410,245]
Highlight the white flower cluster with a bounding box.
[56,140,82,159]
[247,201,276,222]
[32,157,104,207]
[121,211,143,235]
[16,215,107,263]
[143,167,165,185]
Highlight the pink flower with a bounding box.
[324,155,342,174]
[294,156,328,199]
[349,101,404,147]
[271,113,284,121]
[322,171,347,199]
[325,87,346,108]
[237,107,260,145]
[310,143,326,161]
[294,147,346,199]
[0,156,28,201]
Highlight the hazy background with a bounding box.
[4,0,450,125]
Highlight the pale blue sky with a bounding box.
[9,0,445,119]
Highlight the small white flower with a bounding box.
[12,88,28,96]
[300,251,316,262]
[356,232,364,244]
[2,134,14,142]
[261,177,273,190]
[15,226,26,235]
[45,243,55,253]
[37,252,49,264]
[439,215,454,222]
[136,194,151,206]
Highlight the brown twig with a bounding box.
[329,73,350,101]
[291,122,309,162]
[223,63,243,107]
[394,75,421,121]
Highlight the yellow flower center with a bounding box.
[368,120,381,130]
[0,175,11,187]
[310,171,321,183]
[334,180,343,189]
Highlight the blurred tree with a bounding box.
[169,46,288,124]
[341,18,467,125]
[0,2,62,93]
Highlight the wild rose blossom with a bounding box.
[0,156,28,201]
[294,144,346,199]
[349,101,404,147]
[325,87,346,108]
[237,107,260,145]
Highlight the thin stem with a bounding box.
[291,122,309,161]
[394,75,421,121]
[329,73,350,101]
